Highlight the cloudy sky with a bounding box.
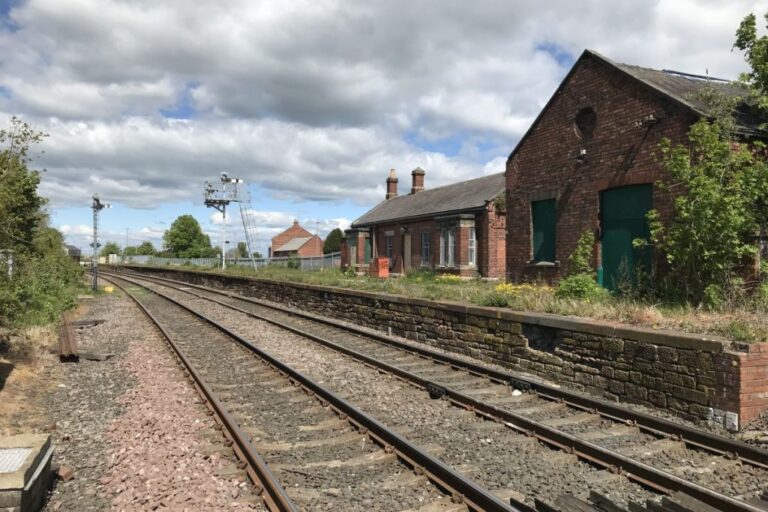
[0,0,763,254]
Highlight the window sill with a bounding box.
[525,260,560,268]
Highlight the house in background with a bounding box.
[64,244,81,262]
[344,168,506,278]
[505,49,763,289]
[269,220,323,258]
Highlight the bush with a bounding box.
[702,284,725,310]
[569,231,595,275]
[755,282,768,308]
[555,273,610,302]
[478,292,510,307]
[286,255,300,269]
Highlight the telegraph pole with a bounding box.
[91,194,110,290]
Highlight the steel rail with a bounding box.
[104,273,521,512]
[108,269,768,470]
[103,276,299,512]
[106,270,767,512]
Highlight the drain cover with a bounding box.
[0,448,31,473]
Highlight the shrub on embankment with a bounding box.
[0,117,83,330]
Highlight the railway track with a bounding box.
[105,269,768,512]
[104,274,522,512]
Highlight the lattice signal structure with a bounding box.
[204,173,259,270]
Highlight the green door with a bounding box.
[600,184,652,291]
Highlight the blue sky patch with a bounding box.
[160,81,199,119]
[536,42,575,68]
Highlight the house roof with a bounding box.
[352,172,505,227]
[64,244,81,253]
[275,236,313,252]
[508,49,765,163]
[604,53,761,136]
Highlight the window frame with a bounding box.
[385,235,393,259]
[440,227,456,267]
[420,231,431,266]
[468,226,477,267]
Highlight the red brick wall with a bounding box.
[368,204,504,277]
[505,55,694,282]
[270,221,313,257]
[730,344,768,425]
[479,202,506,278]
[296,235,324,257]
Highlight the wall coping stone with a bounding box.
[123,265,730,353]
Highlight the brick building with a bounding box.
[269,220,323,258]
[505,49,761,288]
[343,168,506,277]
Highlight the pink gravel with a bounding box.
[99,329,262,510]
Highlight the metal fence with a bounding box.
[121,252,341,271]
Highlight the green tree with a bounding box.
[0,117,46,252]
[735,12,768,110]
[162,215,214,258]
[100,241,121,257]
[124,246,138,256]
[0,117,82,327]
[323,228,344,254]
[648,120,768,301]
[136,241,155,255]
[235,241,248,258]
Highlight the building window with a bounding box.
[532,199,556,262]
[385,235,393,259]
[468,227,477,266]
[421,232,431,265]
[440,228,455,267]
[575,107,597,140]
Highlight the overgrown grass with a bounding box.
[183,264,768,343]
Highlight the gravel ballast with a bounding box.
[43,286,263,511]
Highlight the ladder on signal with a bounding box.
[239,203,261,270]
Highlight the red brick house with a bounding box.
[343,168,506,277]
[270,220,323,258]
[506,49,760,288]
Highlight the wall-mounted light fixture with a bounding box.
[575,148,587,164]
[634,114,659,128]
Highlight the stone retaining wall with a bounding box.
[115,265,768,430]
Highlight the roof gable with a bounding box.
[352,172,505,227]
[508,49,763,164]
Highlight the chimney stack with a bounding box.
[410,167,425,194]
[385,169,398,200]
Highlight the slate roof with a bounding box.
[601,52,762,136]
[275,236,313,252]
[352,173,505,227]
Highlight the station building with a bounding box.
[344,168,506,278]
[269,220,323,258]
[505,49,762,289]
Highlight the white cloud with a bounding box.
[1,0,762,215]
[59,224,92,236]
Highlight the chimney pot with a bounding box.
[410,167,425,194]
[385,169,398,200]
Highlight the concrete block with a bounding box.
[0,434,53,512]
